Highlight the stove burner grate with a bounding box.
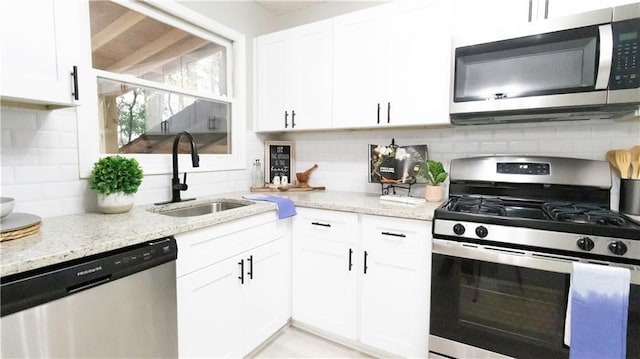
[542,202,626,226]
[448,197,507,216]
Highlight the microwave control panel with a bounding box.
[610,18,639,90]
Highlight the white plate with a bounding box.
[0,213,42,233]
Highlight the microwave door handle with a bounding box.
[595,24,613,90]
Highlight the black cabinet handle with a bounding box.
[381,231,406,238]
[387,102,391,123]
[544,0,549,19]
[311,222,331,227]
[363,251,368,274]
[238,259,244,284]
[284,111,289,128]
[71,65,79,101]
[376,103,380,124]
[291,110,296,128]
[348,248,353,271]
[247,255,253,280]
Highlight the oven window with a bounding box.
[431,253,640,359]
[430,253,569,358]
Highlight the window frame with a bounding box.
[77,0,246,178]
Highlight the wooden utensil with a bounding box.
[606,150,620,176]
[615,150,631,179]
[630,146,640,179]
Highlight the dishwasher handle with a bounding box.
[67,275,111,294]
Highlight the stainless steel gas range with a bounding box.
[429,156,640,359]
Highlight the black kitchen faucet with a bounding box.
[169,131,200,203]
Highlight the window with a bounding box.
[77,0,246,176]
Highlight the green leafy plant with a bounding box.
[89,156,143,195]
[420,160,448,186]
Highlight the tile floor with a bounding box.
[251,326,373,358]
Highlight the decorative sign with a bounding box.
[265,141,295,185]
[368,143,428,183]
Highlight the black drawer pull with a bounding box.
[381,231,406,238]
[284,111,289,128]
[311,222,331,227]
[348,248,353,271]
[238,259,244,284]
[291,110,296,128]
[247,255,253,280]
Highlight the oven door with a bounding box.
[430,239,640,359]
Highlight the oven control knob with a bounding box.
[576,237,595,251]
[608,241,628,256]
[453,223,465,235]
[475,226,488,238]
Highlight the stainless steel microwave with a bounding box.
[450,4,640,125]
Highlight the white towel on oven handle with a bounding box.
[564,262,630,359]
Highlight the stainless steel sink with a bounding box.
[157,201,251,217]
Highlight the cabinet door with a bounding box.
[360,215,431,358]
[242,238,289,355]
[546,0,638,18]
[332,6,388,129]
[453,0,531,34]
[291,208,359,339]
[177,256,243,358]
[257,33,290,131]
[386,0,453,126]
[289,20,334,131]
[0,0,79,106]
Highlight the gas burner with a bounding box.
[448,197,507,216]
[542,202,626,226]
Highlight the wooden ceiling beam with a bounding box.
[92,11,145,51]
[107,28,189,73]
[134,37,210,75]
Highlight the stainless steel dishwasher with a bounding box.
[1,237,178,358]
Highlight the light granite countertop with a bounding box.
[0,191,441,277]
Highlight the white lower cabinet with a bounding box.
[291,208,359,339]
[360,215,431,358]
[292,208,431,357]
[176,212,290,358]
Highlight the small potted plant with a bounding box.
[420,159,448,202]
[89,155,143,214]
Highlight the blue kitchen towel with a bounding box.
[564,262,630,359]
[243,194,297,219]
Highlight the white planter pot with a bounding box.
[424,185,444,202]
[97,193,134,214]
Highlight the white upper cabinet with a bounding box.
[333,1,452,129]
[256,20,333,131]
[546,0,639,18]
[386,0,453,127]
[452,0,532,35]
[332,6,388,129]
[0,0,80,107]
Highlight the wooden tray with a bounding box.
[251,186,325,192]
[1,222,41,241]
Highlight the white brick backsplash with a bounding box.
[0,108,37,130]
[1,130,12,147]
[38,149,79,165]
[2,184,43,201]
[2,100,639,217]
[1,167,14,186]
[12,130,60,148]
[13,166,66,184]
[36,109,77,132]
